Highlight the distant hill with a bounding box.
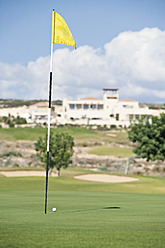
[139,103,165,109]
[0,99,164,109]
[0,99,62,108]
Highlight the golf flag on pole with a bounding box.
[51,10,76,48]
[45,10,76,214]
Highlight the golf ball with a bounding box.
[52,207,56,212]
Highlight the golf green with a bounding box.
[0,173,165,248]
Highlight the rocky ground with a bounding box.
[0,141,41,168]
[0,141,165,177]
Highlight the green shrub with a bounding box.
[9,122,14,128]
[1,151,22,157]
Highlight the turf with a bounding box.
[0,127,97,141]
[0,127,129,143]
[87,145,135,157]
[0,169,165,248]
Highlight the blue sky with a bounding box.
[0,0,165,102]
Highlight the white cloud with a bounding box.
[0,27,165,102]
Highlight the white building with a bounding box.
[0,106,30,120]
[0,102,55,124]
[0,89,165,127]
[58,89,165,127]
[28,102,55,123]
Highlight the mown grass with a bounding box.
[102,131,130,144]
[0,127,47,141]
[0,167,165,194]
[0,127,130,143]
[0,127,132,158]
[0,127,98,141]
[1,190,165,248]
[0,127,164,247]
[87,145,135,157]
[0,168,165,248]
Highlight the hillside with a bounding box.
[0,127,165,177]
[0,99,164,109]
[0,99,62,108]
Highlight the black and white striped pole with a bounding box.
[45,40,54,214]
[44,9,76,214]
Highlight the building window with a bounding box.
[123,104,133,108]
[76,104,82,109]
[129,114,134,120]
[69,104,75,109]
[92,117,101,120]
[91,104,96,109]
[116,114,119,121]
[107,96,117,99]
[83,104,88,109]
[98,104,103,110]
[40,116,47,120]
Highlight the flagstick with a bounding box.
[44,9,76,214]
[45,42,54,214]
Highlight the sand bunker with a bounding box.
[0,171,56,177]
[0,171,139,183]
[74,174,139,183]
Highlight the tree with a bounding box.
[35,132,74,176]
[15,115,27,124]
[128,113,165,161]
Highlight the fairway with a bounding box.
[0,169,165,248]
[0,127,130,143]
[87,145,134,157]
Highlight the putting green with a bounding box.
[0,169,165,247]
[0,189,165,248]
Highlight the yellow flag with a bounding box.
[51,11,76,48]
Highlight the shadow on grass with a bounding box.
[55,207,121,214]
[103,207,121,210]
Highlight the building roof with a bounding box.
[120,99,138,102]
[80,97,102,101]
